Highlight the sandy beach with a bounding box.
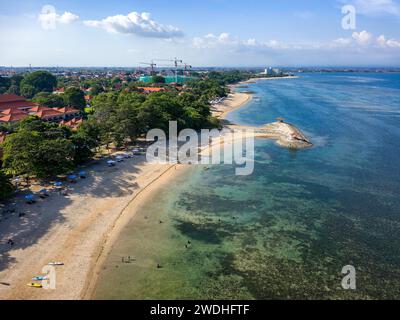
[0,88,253,300]
[0,77,309,300]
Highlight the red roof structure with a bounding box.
[0,113,28,123]
[55,107,80,115]
[0,94,37,112]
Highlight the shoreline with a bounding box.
[0,76,310,300]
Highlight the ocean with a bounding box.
[93,73,400,300]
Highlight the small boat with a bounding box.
[48,262,64,266]
[79,171,87,178]
[27,283,42,288]
[115,156,124,162]
[32,276,48,281]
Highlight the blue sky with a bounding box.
[1,0,400,67]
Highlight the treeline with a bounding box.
[0,70,252,200]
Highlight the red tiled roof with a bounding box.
[55,107,80,114]
[35,109,63,119]
[0,93,25,103]
[0,93,37,111]
[138,87,165,93]
[0,113,29,123]
[1,108,28,115]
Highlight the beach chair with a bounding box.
[107,160,116,167]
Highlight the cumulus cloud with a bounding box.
[377,35,400,47]
[193,33,289,50]
[193,30,400,55]
[83,12,183,38]
[331,30,400,49]
[38,6,79,30]
[349,0,400,16]
[352,30,373,45]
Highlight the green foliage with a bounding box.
[151,75,166,84]
[20,71,57,97]
[2,117,75,179]
[71,119,101,164]
[20,84,36,99]
[33,92,66,108]
[0,76,10,94]
[2,129,42,177]
[64,87,86,110]
[0,171,13,200]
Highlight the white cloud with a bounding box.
[193,33,290,51]
[331,37,354,47]
[350,0,400,16]
[331,30,400,49]
[377,34,400,47]
[83,12,183,38]
[352,30,373,45]
[193,30,400,56]
[38,6,79,30]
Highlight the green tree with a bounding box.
[7,85,20,95]
[0,76,10,93]
[2,119,75,179]
[33,138,75,178]
[20,71,57,97]
[33,92,66,108]
[71,119,101,164]
[0,171,14,200]
[151,75,166,84]
[64,87,86,110]
[20,84,36,98]
[2,129,42,177]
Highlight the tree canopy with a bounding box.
[20,71,57,98]
[64,87,86,110]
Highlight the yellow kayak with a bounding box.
[27,282,42,288]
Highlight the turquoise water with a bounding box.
[94,73,400,300]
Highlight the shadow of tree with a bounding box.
[0,155,149,273]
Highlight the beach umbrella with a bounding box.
[79,171,87,178]
[25,194,35,202]
[67,174,78,181]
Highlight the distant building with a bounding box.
[264,67,283,76]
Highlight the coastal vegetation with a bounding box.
[0,70,250,198]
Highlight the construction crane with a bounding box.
[154,58,183,82]
[183,63,192,76]
[139,61,157,75]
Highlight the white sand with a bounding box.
[0,80,309,300]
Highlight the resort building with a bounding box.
[137,87,166,94]
[0,94,82,127]
[0,93,37,112]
